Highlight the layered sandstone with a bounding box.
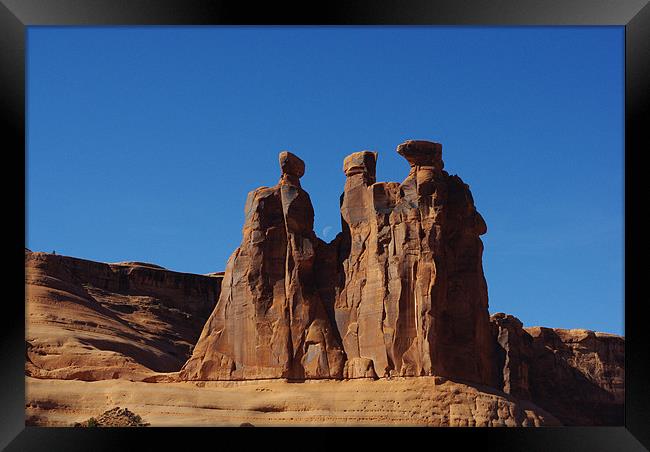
[525,326,624,425]
[25,250,221,381]
[25,376,560,427]
[491,313,624,425]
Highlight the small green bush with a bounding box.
[86,417,98,428]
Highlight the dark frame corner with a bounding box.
[2,0,648,450]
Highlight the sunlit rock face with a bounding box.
[25,250,222,381]
[181,140,495,386]
[179,151,345,380]
[322,141,496,385]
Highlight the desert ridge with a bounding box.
[25,250,222,381]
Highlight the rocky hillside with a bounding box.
[25,250,222,381]
[491,313,624,425]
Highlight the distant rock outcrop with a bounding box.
[25,250,221,381]
[491,313,624,425]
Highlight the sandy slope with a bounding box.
[26,376,560,427]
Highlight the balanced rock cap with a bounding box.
[343,151,377,179]
[279,151,305,178]
[397,140,443,169]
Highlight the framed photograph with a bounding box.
[2,0,648,450]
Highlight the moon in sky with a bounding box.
[322,226,333,240]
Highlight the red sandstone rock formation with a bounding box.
[321,141,495,385]
[491,313,624,425]
[491,313,533,401]
[24,139,625,427]
[179,152,345,380]
[526,326,625,425]
[25,250,221,380]
[183,141,495,385]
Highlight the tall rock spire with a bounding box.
[179,151,345,380]
[325,140,495,385]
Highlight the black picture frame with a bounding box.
[2,0,648,450]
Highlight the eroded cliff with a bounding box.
[26,250,221,381]
[491,313,624,425]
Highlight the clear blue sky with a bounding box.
[26,26,624,335]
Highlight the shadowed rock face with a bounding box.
[491,313,624,425]
[490,313,534,402]
[322,141,495,385]
[179,151,345,380]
